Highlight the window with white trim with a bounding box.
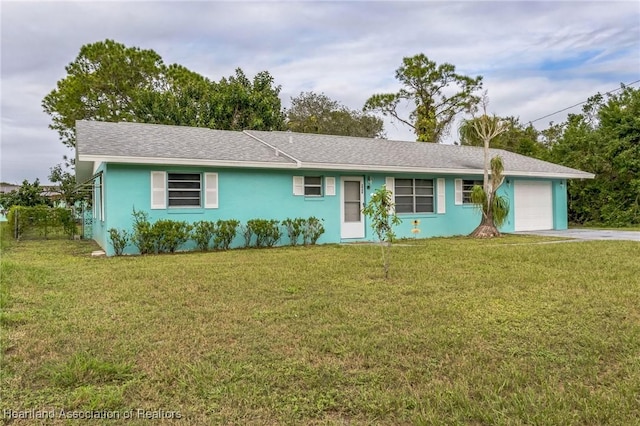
[293,176,335,197]
[304,176,322,196]
[394,178,434,213]
[151,171,218,209]
[168,173,202,207]
[462,180,483,204]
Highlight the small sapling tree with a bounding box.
[362,186,402,279]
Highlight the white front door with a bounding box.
[340,177,365,239]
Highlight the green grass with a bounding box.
[1,229,640,424]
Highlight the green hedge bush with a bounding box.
[213,219,240,250]
[123,213,324,255]
[131,209,155,255]
[192,221,216,251]
[153,219,192,253]
[247,219,281,248]
[304,217,325,245]
[282,218,305,246]
[108,228,130,256]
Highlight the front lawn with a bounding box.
[1,232,639,424]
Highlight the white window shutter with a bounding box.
[385,177,395,213]
[437,178,446,214]
[205,173,218,208]
[385,177,394,194]
[293,176,304,196]
[325,177,336,196]
[454,179,463,205]
[151,171,166,209]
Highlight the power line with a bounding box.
[527,78,640,125]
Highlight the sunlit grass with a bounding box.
[1,229,639,424]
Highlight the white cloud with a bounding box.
[1,1,638,183]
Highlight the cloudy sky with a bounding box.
[1,1,638,184]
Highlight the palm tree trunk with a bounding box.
[470,214,501,238]
[483,136,490,194]
[470,192,501,238]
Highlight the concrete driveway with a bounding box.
[515,229,640,241]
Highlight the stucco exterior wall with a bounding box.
[93,163,568,255]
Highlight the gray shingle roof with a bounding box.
[76,120,293,164]
[248,130,593,177]
[75,120,594,182]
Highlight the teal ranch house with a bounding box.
[75,120,594,256]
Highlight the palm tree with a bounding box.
[469,156,509,237]
[459,97,509,238]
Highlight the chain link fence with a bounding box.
[8,204,92,240]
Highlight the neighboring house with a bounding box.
[0,183,20,221]
[0,183,21,194]
[75,120,594,256]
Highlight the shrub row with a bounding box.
[108,210,325,256]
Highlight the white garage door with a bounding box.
[514,180,553,231]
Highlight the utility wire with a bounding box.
[527,78,640,125]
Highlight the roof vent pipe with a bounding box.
[289,136,293,144]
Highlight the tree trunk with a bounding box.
[469,214,501,238]
[469,190,505,237]
[483,136,490,195]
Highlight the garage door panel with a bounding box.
[514,181,553,231]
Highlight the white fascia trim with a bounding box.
[78,155,594,179]
[78,155,299,169]
[503,171,595,179]
[242,131,302,167]
[297,162,594,179]
[297,163,487,174]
